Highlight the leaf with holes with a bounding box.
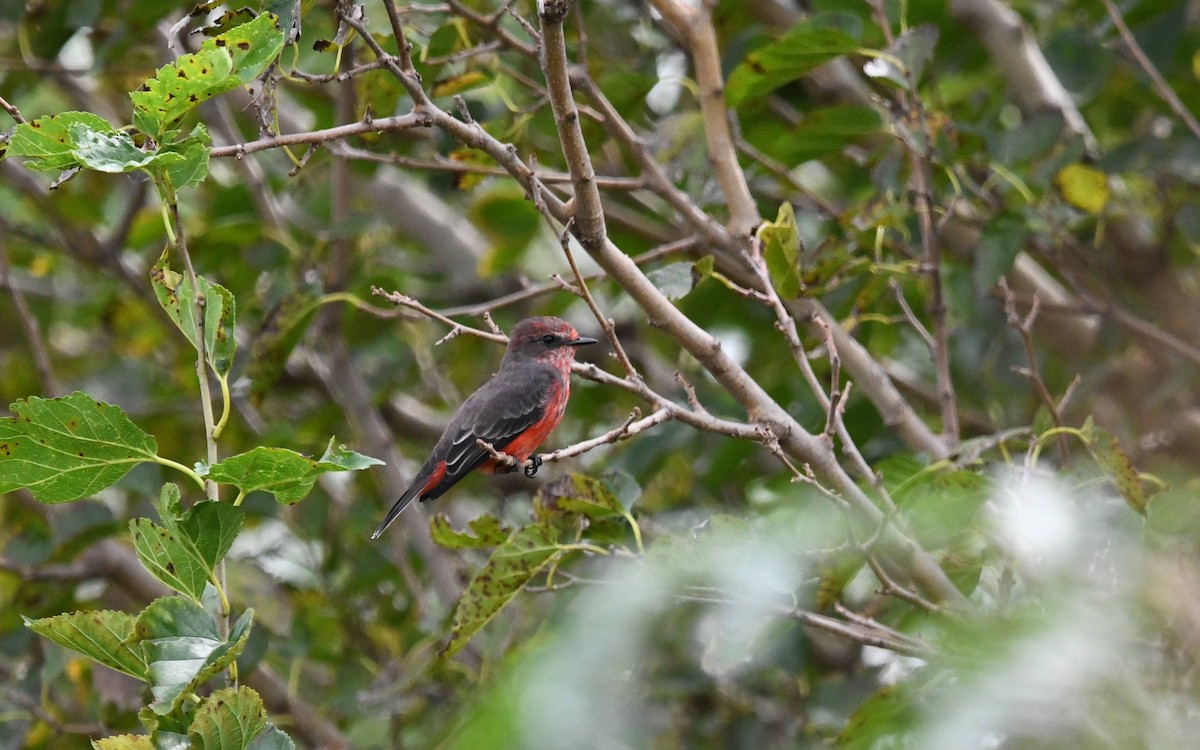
[199,12,285,84]
[151,251,238,376]
[135,598,254,715]
[188,685,268,750]
[443,523,562,657]
[131,47,236,138]
[4,111,117,171]
[0,392,159,503]
[68,123,183,173]
[555,474,627,520]
[24,610,148,680]
[430,513,512,549]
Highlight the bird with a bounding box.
[371,316,599,539]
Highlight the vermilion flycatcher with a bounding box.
[371,316,598,538]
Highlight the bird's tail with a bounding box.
[371,487,419,539]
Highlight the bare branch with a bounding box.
[209,112,426,158]
[1100,0,1200,142]
[555,220,640,377]
[650,0,760,238]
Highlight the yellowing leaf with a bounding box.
[432,70,487,98]
[1055,164,1109,214]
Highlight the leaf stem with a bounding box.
[213,374,232,440]
[555,542,610,555]
[232,489,247,507]
[621,509,645,555]
[152,455,207,490]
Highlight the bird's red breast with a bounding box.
[478,377,568,472]
[371,316,598,539]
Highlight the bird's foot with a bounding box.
[523,455,542,478]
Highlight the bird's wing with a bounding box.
[438,364,560,483]
[371,363,560,539]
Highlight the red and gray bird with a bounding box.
[372,317,598,539]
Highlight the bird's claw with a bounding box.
[523,455,542,478]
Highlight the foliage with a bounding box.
[2,0,1200,749]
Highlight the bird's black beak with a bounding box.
[568,336,599,347]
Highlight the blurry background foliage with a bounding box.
[1,0,1199,748]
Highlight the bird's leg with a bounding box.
[523,455,543,478]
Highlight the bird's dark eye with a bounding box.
[541,333,557,345]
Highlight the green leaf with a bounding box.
[973,212,1028,293]
[179,500,245,570]
[246,725,296,750]
[24,610,148,680]
[151,251,238,377]
[471,185,541,276]
[316,438,386,471]
[199,12,285,84]
[135,598,254,715]
[69,123,180,173]
[758,203,803,298]
[430,513,512,549]
[5,111,117,171]
[188,686,267,750]
[204,447,314,504]
[154,483,244,564]
[727,24,860,106]
[131,47,237,138]
[93,736,156,750]
[647,262,698,301]
[862,24,939,89]
[893,468,990,549]
[443,523,562,657]
[205,440,382,504]
[0,392,159,503]
[162,125,213,189]
[1083,426,1148,514]
[772,105,883,163]
[130,518,211,601]
[247,288,319,402]
[556,475,626,520]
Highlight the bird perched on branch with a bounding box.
[372,316,598,539]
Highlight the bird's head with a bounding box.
[505,316,598,366]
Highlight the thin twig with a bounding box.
[0,237,61,396]
[371,287,509,343]
[542,408,673,462]
[475,438,529,472]
[209,112,426,158]
[556,218,639,377]
[677,592,933,656]
[1100,0,1200,142]
[998,278,1070,461]
[0,94,26,124]
[868,0,959,447]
